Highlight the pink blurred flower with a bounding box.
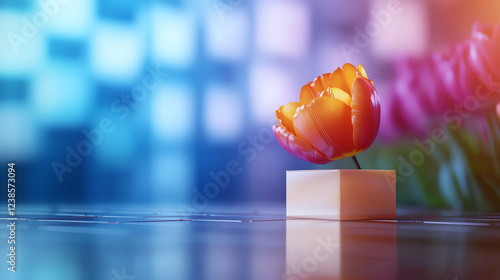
[380,22,500,142]
[469,22,500,84]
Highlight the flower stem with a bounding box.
[352,155,362,169]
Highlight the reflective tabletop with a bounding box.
[1,206,500,280]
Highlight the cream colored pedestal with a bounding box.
[286,169,396,220]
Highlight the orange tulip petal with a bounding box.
[311,75,329,94]
[330,68,351,94]
[357,64,368,78]
[342,63,358,92]
[329,87,352,107]
[293,96,355,160]
[322,73,331,85]
[351,77,381,151]
[273,125,331,164]
[276,102,299,132]
[299,83,319,105]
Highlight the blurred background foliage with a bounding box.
[365,109,500,211]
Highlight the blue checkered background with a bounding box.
[0,0,495,210]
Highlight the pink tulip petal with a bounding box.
[273,125,331,164]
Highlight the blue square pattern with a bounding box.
[0,0,316,206]
[0,76,29,103]
[0,0,31,10]
[97,0,138,23]
[48,36,86,60]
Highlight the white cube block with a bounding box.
[286,169,396,220]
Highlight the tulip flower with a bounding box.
[380,22,500,142]
[273,63,381,167]
[470,22,500,86]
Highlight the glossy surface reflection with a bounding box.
[1,206,500,279]
[285,219,396,280]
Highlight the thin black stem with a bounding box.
[352,155,362,169]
